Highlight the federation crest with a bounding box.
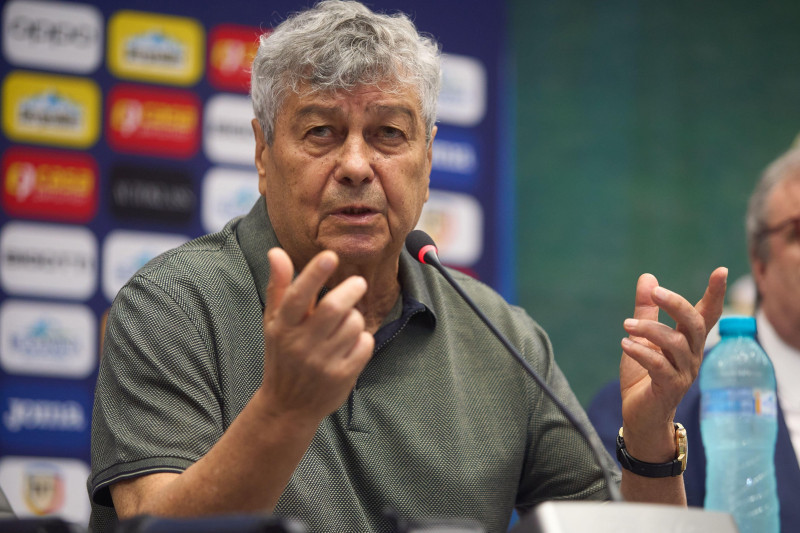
[23,463,64,515]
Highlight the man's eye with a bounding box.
[308,126,332,137]
[378,127,404,139]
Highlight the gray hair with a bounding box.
[746,146,800,263]
[250,0,441,145]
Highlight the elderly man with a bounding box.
[88,2,726,532]
[589,146,800,531]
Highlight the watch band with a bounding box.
[616,422,687,478]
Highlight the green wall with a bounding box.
[510,0,800,405]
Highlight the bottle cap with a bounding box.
[718,315,757,336]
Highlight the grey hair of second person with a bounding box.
[746,146,800,264]
[250,0,442,146]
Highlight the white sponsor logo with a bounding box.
[437,54,487,127]
[2,0,103,74]
[0,300,95,378]
[102,230,188,302]
[0,222,97,300]
[2,398,86,433]
[0,456,90,523]
[416,189,483,266]
[202,167,260,233]
[432,139,478,175]
[203,94,255,166]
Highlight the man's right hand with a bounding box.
[111,248,374,520]
[259,247,374,423]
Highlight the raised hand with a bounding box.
[260,247,375,423]
[619,267,727,461]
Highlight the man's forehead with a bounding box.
[768,177,800,221]
[290,81,422,113]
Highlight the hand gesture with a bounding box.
[259,248,375,423]
[619,267,727,459]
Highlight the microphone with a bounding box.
[405,229,623,503]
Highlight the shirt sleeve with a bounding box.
[89,273,225,507]
[512,312,621,513]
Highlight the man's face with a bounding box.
[753,177,800,330]
[253,81,435,270]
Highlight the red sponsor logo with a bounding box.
[207,24,265,93]
[107,84,200,159]
[2,147,97,223]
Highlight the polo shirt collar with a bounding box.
[235,196,437,326]
[236,197,279,308]
[397,247,438,324]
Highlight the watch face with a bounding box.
[675,423,688,472]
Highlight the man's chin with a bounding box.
[331,246,389,264]
[322,236,396,264]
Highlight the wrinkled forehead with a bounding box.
[289,78,424,114]
[296,68,418,97]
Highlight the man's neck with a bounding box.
[359,281,401,334]
[328,260,401,335]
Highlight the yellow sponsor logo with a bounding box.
[2,71,100,148]
[108,10,205,86]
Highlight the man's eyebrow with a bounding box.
[373,105,417,124]
[294,105,342,120]
[292,103,419,126]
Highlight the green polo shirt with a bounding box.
[89,198,618,533]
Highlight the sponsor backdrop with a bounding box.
[0,0,513,525]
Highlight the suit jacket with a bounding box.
[588,378,800,532]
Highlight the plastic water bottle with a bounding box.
[700,316,779,533]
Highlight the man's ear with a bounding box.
[751,254,767,294]
[252,118,268,196]
[424,126,437,203]
[427,125,437,167]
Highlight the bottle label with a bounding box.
[701,388,777,417]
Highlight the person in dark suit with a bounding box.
[588,145,800,532]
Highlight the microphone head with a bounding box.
[405,230,439,265]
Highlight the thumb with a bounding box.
[265,248,294,320]
[620,273,661,388]
[632,273,660,326]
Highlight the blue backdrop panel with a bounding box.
[0,0,512,524]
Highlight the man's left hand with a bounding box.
[619,267,727,462]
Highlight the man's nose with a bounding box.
[334,134,374,185]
